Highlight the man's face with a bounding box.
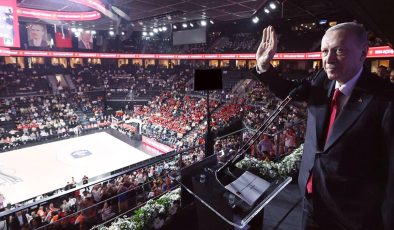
[30,25,44,39]
[321,29,367,84]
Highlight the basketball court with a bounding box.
[0,132,153,205]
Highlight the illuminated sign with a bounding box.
[1,46,393,59]
[142,136,174,153]
[17,8,101,21]
[16,0,109,21]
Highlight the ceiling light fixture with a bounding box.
[269,2,277,10]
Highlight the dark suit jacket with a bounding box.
[78,40,93,49]
[255,66,394,230]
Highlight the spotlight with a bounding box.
[269,2,277,10]
[209,20,214,24]
[319,19,327,25]
[153,28,158,33]
[173,25,177,29]
[142,31,147,36]
[162,26,167,31]
[264,8,270,14]
[121,31,125,35]
[91,30,96,35]
[158,28,163,32]
[252,16,259,23]
[201,20,207,26]
[149,32,154,36]
[182,23,187,28]
[109,30,115,36]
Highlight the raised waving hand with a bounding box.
[256,26,278,72]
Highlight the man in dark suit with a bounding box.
[78,31,93,49]
[254,23,394,229]
[27,24,48,47]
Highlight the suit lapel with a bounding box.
[324,71,374,151]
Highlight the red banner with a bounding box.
[1,46,393,60]
[17,7,101,21]
[16,0,112,21]
[141,136,174,153]
[367,46,394,58]
[0,47,10,56]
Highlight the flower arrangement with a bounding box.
[97,188,181,230]
[235,144,304,180]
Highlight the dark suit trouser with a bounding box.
[302,196,320,230]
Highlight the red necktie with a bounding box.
[306,88,342,194]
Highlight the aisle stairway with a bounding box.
[47,75,60,94]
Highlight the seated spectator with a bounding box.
[257,134,274,160]
[100,201,115,221]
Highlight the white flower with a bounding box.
[159,206,166,214]
[153,217,164,229]
[235,144,304,180]
[169,205,178,215]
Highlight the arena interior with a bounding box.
[0,0,393,229]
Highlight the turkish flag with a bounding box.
[55,29,72,48]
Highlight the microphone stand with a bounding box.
[215,86,302,187]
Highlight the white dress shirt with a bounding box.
[334,67,363,110]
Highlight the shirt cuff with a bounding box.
[256,65,270,74]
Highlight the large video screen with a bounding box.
[27,23,49,48]
[173,27,206,45]
[55,27,72,48]
[0,0,20,48]
[78,31,93,50]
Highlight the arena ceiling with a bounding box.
[17,0,344,29]
[16,0,393,45]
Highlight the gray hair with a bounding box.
[325,22,368,47]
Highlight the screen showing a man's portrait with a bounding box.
[78,32,93,50]
[27,23,48,47]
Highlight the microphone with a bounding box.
[289,68,324,98]
[289,81,310,98]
